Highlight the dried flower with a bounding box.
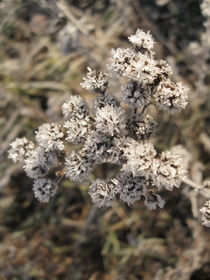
[33,178,58,203]
[8,137,35,163]
[200,200,210,227]
[92,92,120,115]
[128,29,155,52]
[62,94,89,120]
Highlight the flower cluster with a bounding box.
[8,29,189,215]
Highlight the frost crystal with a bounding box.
[144,193,165,210]
[92,92,119,115]
[35,123,64,152]
[128,29,155,51]
[80,67,108,93]
[8,137,35,163]
[33,178,58,203]
[88,178,119,207]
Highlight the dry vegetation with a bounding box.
[0,0,210,279]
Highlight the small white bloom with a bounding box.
[126,113,157,140]
[128,29,155,51]
[155,80,189,114]
[144,193,165,210]
[35,123,64,152]
[64,116,91,144]
[62,94,89,120]
[95,104,126,136]
[65,150,93,183]
[88,178,119,207]
[8,137,35,163]
[23,147,58,179]
[80,67,108,93]
[33,178,58,203]
[117,171,147,205]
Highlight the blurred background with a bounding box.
[0,0,210,279]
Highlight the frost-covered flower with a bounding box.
[121,81,152,108]
[88,178,119,207]
[35,123,64,152]
[122,139,157,176]
[64,116,91,144]
[33,178,58,203]
[151,150,187,191]
[117,171,147,205]
[92,92,120,115]
[8,137,35,163]
[62,95,89,120]
[200,200,210,227]
[126,113,157,140]
[80,67,108,93]
[144,193,165,210]
[128,29,155,52]
[155,80,189,114]
[65,150,93,183]
[95,104,126,136]
[23,147,58,179]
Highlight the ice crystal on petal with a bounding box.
[35,123,64,152]
[128,29,155,52]
[33,178,58,203]
[62,95,89,120]
[92,92,120,115]
[8,137,35,163]
[117,171,147,205]
[88,178,119,207]
[95,105,126,136]
[80,67,108,93]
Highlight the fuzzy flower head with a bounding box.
[62,95,89,120]
[200,200,210,227]
[121,81,152,108]
[80,67,108,93]
[8,137,35,163]
[151,150,187,191]
[117,171,147,205]
[155,80,189,114]
[23,147,58,179]
[128,29,155,52]
[92,92,120,115]
[35,123,64,152]
[88,178,119,207]
[95,104,126,136]
[64,116,91,144]
[65,150,93,183]
[126,113,157,140]
[33,178,58,203]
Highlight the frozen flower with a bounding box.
[117,171,147,205]
[23,147,58,179]
[200,200,210,227]
[83,131,121,164]
[95,104,126,136]
[121,81,152,108]
[155,59,173,81]
[35,123,64,152]
[33,178,58,203]
[64,116,91,144]
[122,139,157,176]
[144,193,165,210]
[80,67,108,93]
[151,150,187,191]
[126,113,157,140]
[92,92,120,115]
[8,137,35,163]
[128,29,155,52]
[155,80,189,114]
[88,178,119,207]
[62,94,89,120]
[65,150,93,183]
